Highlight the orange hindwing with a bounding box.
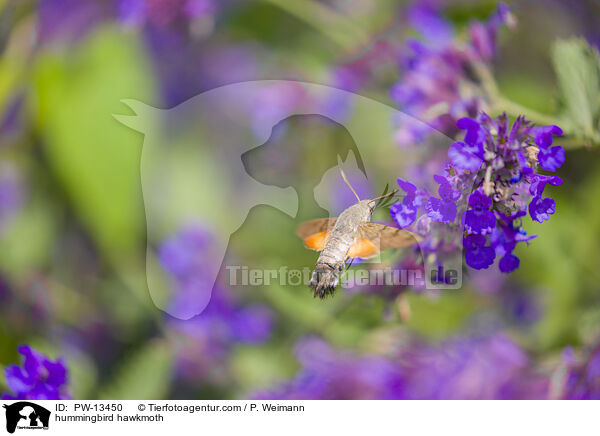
[347,238,379,259]
[303,231,330,251]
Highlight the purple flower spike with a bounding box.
[499,253,520,273]
[538,146,565,171]
[2,345,70,400]
[529,196,556,223]
[464,190,495,234]
[464,234,495,270]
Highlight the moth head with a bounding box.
[367,199,377,214]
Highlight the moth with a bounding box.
[297,167,420,298]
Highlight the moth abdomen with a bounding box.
[309,262,344,299]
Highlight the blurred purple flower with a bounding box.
[254,337,405,400]
[161,225,273,382]
[0,165,23,234]
[406,1,453,47]
[392,3,512,145]
[560,344,600,399]
[255,333,549,399]
[37,0,112,44]
[168,287,274,382]
[2,345,70,400]
[468,2,516,62]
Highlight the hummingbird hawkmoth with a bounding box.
[297,164,420,299]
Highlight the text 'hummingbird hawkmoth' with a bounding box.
[297,165,420,299]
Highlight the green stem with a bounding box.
[491,96,564,127]
[473,62,564,126]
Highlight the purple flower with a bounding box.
[529,174,563,196]
[538,146,566,171]
[464,190,495,234]
[2,345,70,400]
[425,197,456,223]
[448,141,484,171]
[529,196,556,223]
[464,234,495,270]
[532,125,563,148]
[435,174,459,202]
[391,202,417,228]
[499,253,520,273]
[493,210,536,274]
[390,178,420,228]
[425,175,459,224]
[457,117,486,146]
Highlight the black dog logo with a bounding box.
[3,402,50,434]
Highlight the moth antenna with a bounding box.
[371,189,398,203]
[337,156,361,202]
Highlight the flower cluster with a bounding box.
[2,345,70,400]
[392,2,515,145]
[391,112,565,273]
[254,333,549,400]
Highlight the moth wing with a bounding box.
[296,217,337,239]
[347,238,379,259]
[297,218,337,251]
[303,231,331,251]
[357,222,420,251]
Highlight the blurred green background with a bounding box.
[0,0,599,399]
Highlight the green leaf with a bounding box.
[99,340,173,400]
[31,27,155,261]
[551,38,600,143]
